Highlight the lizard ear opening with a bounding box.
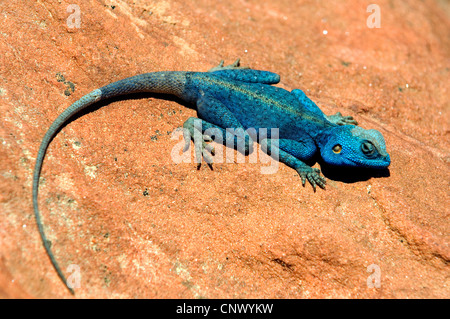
[332,144,342,154]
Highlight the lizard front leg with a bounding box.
[260,137,326,191]
[291,89,358,126]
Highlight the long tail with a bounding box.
[32,71,188,294]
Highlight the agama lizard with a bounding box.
[32,59,390,294]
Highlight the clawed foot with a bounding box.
[326,112,358,126]
[182,126,215,169]
[296,167,326,192]
[208,58,250,72]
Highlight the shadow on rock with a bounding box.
[319,160,390,184]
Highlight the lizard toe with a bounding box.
[307,176,317,192]
[311,168,326,189]
[340,116,358,125]
[298,167,326,191]
[301,174,307,187]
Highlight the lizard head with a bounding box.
[316,125,390,169]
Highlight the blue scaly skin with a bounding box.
[33,59,390,293]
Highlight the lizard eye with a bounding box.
[361,141,375,156]
[332,144,342,154]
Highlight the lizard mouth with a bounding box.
[347,154,391,169]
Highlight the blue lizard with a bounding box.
[32,59,390,294]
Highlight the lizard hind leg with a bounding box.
[182,117,216,168]
[208,59,281,84]
[182,117,254,169]
[324,112,358,126]
[208,58,249,72]
[182,95,256,168]
[196,95,255,155]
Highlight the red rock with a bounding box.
[0,0,448,298]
